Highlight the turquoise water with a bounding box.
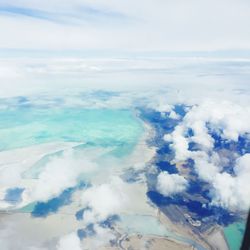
[0,107,143,151]
[119,214,171,236]
[1,105,144,213]
[224,222,245,250]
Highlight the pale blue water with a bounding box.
[0,107,143,152]
[0,105,144,217]
[119,214,171,236]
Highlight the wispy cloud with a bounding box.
[0,5,52,20]
[0,2,129,25]
[0,0,250,51]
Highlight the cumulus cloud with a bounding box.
[211,154,250,211]
[165,100,250,211]
[56,232,82,250]
[184,101,250,141]
[81,176,128,223]
[0,143,86,208]
[169,110,181,120]
[156,172,188,197]
[83,224,116,249]
[192,152,219,182]
[22,149,98,203]
[166,125,190,162]
[146,95,173,113]
[168,100,250,163]
[0,221,48,250]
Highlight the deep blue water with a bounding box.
[5,188,24,204]
[141,105,246,227]
[99,215,120,228]
[31,182,88,217]
[75,207,92,221]
[77,215,119,241]
[77,224,96,240]
[31,187,74,217]
[155,161,178,174]
[147,191,236,226]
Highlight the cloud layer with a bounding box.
[0,0,250,51]
[56,232,82,250]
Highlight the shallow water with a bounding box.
[0,107,143,151]
[224,221,245,250]
[118,214,171,237]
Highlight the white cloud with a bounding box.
[23,149,98,203]
[211,154,250,211]
[0,56,250,102]
[146,95,173,113]
[0,0,250,51]
[167,125,190,162]
[193,157,218,183]
[56,232,82,250]
[165,100,250,211]
[184,100,250,141]
[81,177,128,223]
[169,110,180,120]
[156,172,188,197]
[234,152,250,176]
[168,100,250,164]
[0,221,48,250]
[83,224,116,249]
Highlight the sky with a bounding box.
[0,0,250,52]
[0,0,250,99]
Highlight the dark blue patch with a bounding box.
[77,229,86,240]
[156,143,172,155]
[147,189,236,226]
[5,188,24,204]
[188,142,200,151]
[185,200,213,217]
[77,224,96,240]
[75,209,84,221]
[208,128,250,156]
[147,191,174,206]
[31,187,74,217]
[121,168,142,183]
[75,207,92,221]
[99,215,120,228]
[173,105,187,117]
[85,223,96,236]
[185,158,197,176]
[236,136,250,155]
[156,161,178,174]
[187,180,211,200]
[186,128,194,137]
